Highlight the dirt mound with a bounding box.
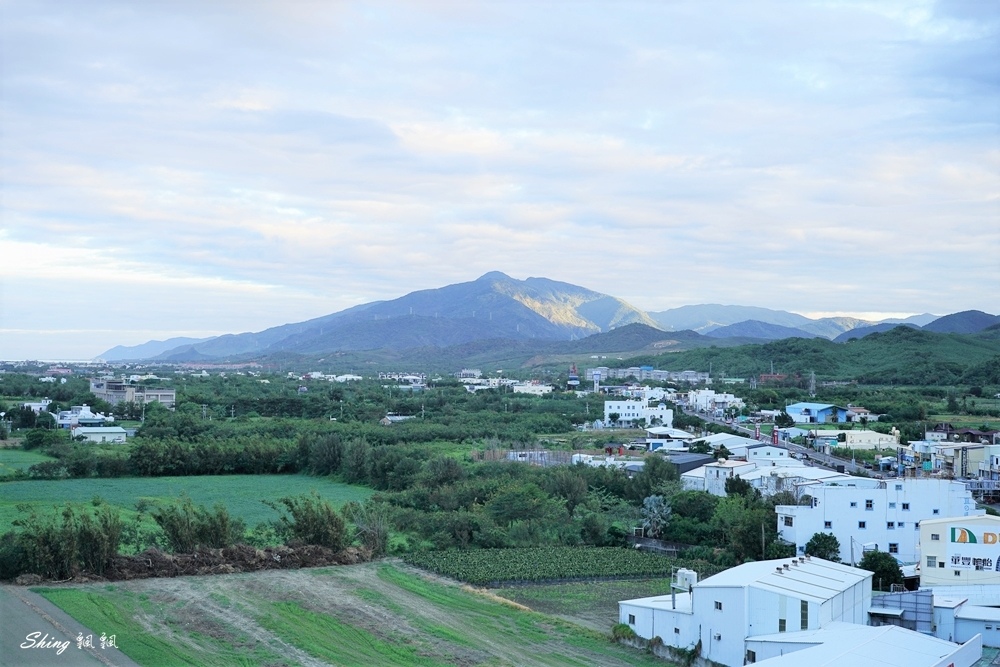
[100,544,371,582]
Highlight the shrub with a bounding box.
[266,492,346,550]
[151,496,246,552]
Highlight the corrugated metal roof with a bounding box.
[695,557,871,604]
[749,622,975,667]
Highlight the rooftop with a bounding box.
[696,557,871,604]
[749,622,977,667]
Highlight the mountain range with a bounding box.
[96,272,996,363]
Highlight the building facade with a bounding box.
[775,479,984,564]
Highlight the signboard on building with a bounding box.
[947,525,1000,571]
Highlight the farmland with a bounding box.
[0,447,55,476]
[33,561,672,666]
[0,474,372,535]
[402,547,723,586]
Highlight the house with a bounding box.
[775,479,984,565]
[785,402,850,424]
[619,556,872,667]
[55,405,112,429]
[21,399,52,414]
[510,382,553,395]
[71,426,127,444]
[687,389,744,414]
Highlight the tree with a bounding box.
[608,412,620,426]
[641,495,672,539]
[858,550,903,591]
[804,532,841,562]
[775,411,794,428]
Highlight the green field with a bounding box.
[403,547,722,586]
[34,562,670,666]
[0,474,373,534]
[0,447,56,476]
[493,578,676,632]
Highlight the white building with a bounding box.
[603,399,673,428]
[682,456,866,499]
[811,429,901,451]
[71,426,127,444]
[775,479,984,565]
[511,383,553,395]
[687,389,744,414]
[619,556,871,667]
[748,621,981,667]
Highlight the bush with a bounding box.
[266,492,346,550]
[151,496,246,552]
[611,623,638,642]
[13,504,124,579]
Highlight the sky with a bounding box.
[1,0,998,360]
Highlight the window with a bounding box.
[674,627,680,634]
[931,533,940,541]
[955,570,962,576]
[783,516,793,527]
[850,501,858,508]
[933,509,940,515]
[746,649,757,663]
[927,556,937,568]
[715,601,723,611]
[889,502,896,509]
[778,619,786,632]
[887,522,895,530]
[939,561,945,568]
[889,543,899,554]
[895,484,903,491]
[902,503,910,510]
[865,499,874,510]
[859,521,867,529]
[628,614,635,625]
[801,600,809,630]
[824,521,832,529]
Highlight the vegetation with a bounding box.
[858,550,904,591]
[804,532,841,562]
[401,547,723,586]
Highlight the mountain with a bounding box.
[97,336,217,361]
[705,320,819,340]
[646,304,813,333]
[833,323,919,343]
[923,310,1000,334]
[148,272,659,361]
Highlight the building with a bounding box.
[619,556,872,667]
[510,383,553,395]
[785,403,850,424]
[89,379,176,409]
[603,399,673,428]
[810,429,900,452]
[585,366,710,384]
[747,621,980,666]
[687,389,744,414]
[917,515,1000,590]
[775,479,984,565]
[71,426,127,444]
[55,405,112,429]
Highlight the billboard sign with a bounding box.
[947,525,1000,571]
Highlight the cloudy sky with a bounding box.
[2,1,998,360]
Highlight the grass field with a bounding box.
[34,561,671,666]
[0,447,55,476]
[0,474,373,534]
[493,578,675,632]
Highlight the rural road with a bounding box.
[0,586,139,667]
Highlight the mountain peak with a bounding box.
[476,271,514,283]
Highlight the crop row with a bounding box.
[403,547,723,586]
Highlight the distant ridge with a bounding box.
[923,310,1000,334]
[705,320,818,341]
[97,336,217,361]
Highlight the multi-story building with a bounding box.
[603,399,673,427]
[775,479,984,564]
[89,379,176,409]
